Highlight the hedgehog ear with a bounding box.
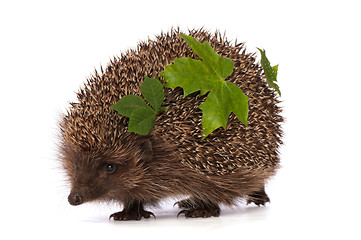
[139,138,153,162]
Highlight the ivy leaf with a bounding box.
[164,34,249,138]
[141,76,164,111]
[111,76,165,135]
[128,107,156,135]
[257,48,281,96]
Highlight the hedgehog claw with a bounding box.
[177,208,220,218]
[174,200,188,208]
[177,210,188,218]
[246,200,266,206]
[143,211,156,219]
[174,198,194,208]
[109,209,155,221]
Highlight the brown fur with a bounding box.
[59,28,283,219]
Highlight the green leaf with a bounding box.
[110,95,150,117]
[164,34,249,138]
[140,76,164,111]
[111,76,167,136]
[158,106,168,112]
[128,107,156,135]
[199,82,249,137]
[179,34,234,80]
[257,48,281,96]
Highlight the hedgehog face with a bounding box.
[67,155,119,205]
[63,137,153,206]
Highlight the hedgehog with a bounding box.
[59,28,283,220]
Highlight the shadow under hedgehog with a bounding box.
[59,28,283,220]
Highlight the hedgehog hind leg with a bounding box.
[176,198,220,218]
[246,187,270,206]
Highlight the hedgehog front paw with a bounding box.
[109,201,155,221]
[177,207,220,218]
[109,209,155,221]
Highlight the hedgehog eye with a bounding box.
[105,163,116,174]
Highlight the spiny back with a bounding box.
[61,28,283,176]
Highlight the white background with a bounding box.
[1,0,360,239]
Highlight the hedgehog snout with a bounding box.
[68,192,83,206]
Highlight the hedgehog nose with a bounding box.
[68,192,83,206]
